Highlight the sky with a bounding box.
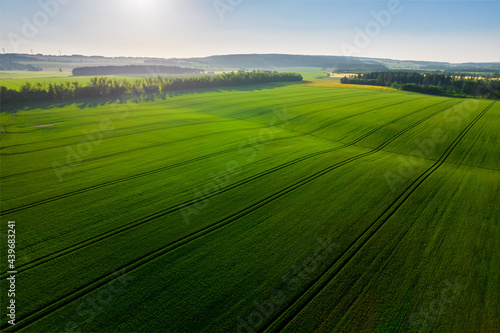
[1,0,499,63]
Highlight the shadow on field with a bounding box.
[0,81,304,113]
[0,98,113,113]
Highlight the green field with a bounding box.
[0,71,216,90]
[0,71,137,90]
[0,70,325,91]
[0,81,498,332]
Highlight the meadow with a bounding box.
[0,77,498,332]
[0,69,328,90]
[0,71,211,91]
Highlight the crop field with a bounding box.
[0,82,498,332]
[0,71,141,90]
[0,72,210,90]
[0,70,325,91]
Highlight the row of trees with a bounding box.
[444,72,500,79]
[72,65,204,76]
[0,72,303,104]
[341,72,500,98]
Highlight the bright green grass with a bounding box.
[294,71,328,80]
[274,67,328,80]
[0,71,306,90]
[0,74,146,90]
[284,153,499,333]
[0,83,498,332]
[278,67,323,72]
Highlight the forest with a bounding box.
[341,72,500,98]
[72,65,204,76]
[0,71,303,104]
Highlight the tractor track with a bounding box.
[0,99,456,279]
[1,95,430,213]
[261,101,495,333]
[1,99,465,331]
[0,99,452,279]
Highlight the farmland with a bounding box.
[0,80,499,332]
[0,72,209,91]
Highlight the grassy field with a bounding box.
[0,71,141,90]
[0,70,319,91]
[0,71,216,90]
[0,80,498,332]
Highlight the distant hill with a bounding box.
[0,54,43,71]
[1,53,499,75]
[186,54,500,74]
[185,54,387,71]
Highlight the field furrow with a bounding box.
[1,97,471,330]
[1,82,497,333]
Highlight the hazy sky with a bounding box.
[1,0,499,63]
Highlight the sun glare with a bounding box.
[127,0,158,10]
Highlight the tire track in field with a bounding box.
[0,111,235,152]
[227,91,408,123]
[0,87,405,156]
[0,94,435,259]
[0,134,287,214]
[0,91,391,179]
[0,99,452,278]
[1,94,422,211]
[0,88,368,151]
[1,86,330,148]
[261,101,496,333]
[0,119,238,156]
[0,89,382,156]
[3,101,464,331]
[5,88,332,155]
[0,126,265,180]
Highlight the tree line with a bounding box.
[341,72,500,99]
[0,71,303,104]
[72,65,204,76]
